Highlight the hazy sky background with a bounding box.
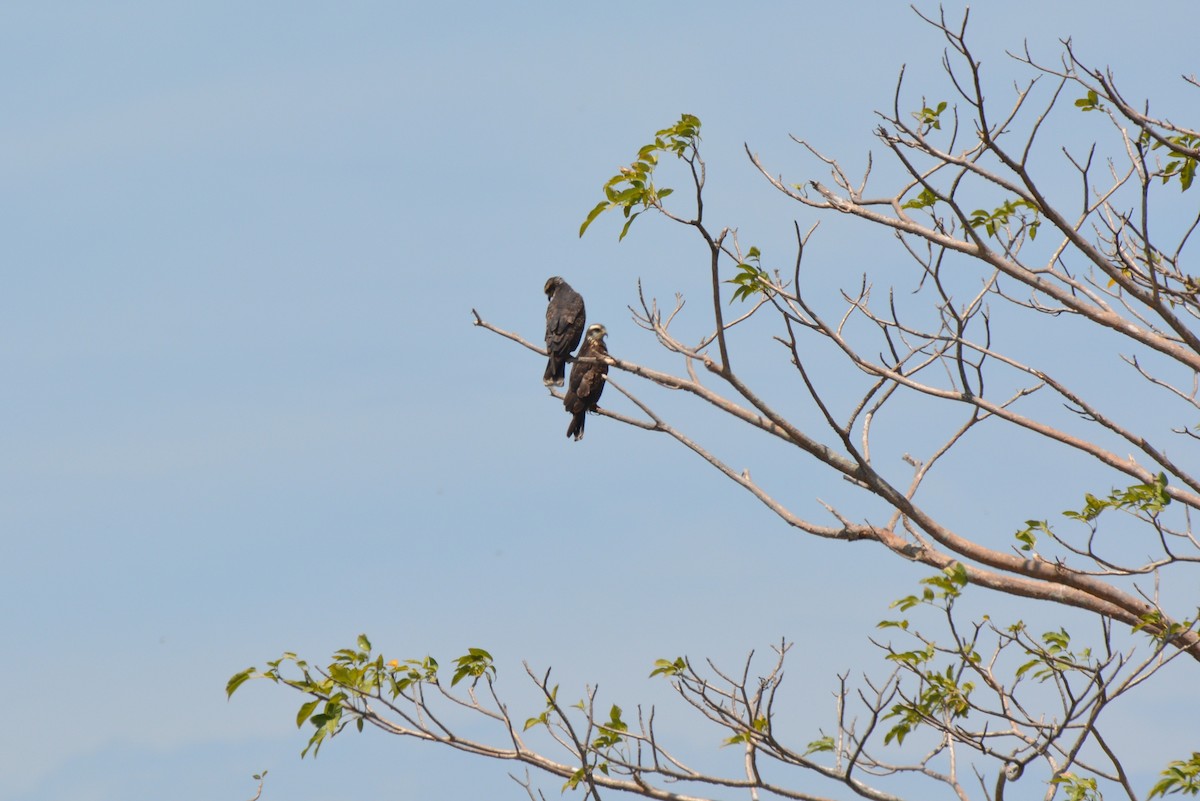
[3,3,1196,800]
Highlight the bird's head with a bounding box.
[586,323,607,342]
[544,276,564,297]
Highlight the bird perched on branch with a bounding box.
[564,323,608,441]
[543,276,586,387]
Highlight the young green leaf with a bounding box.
[296,698,320,729]
[226,668,256,698]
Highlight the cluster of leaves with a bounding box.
[649,654,774,751]
[1052,772,1102,801]
[888,74,1193,250]
[878,563,976,746]
[1013,518,1051,552]
[1149,752,1200,798]
[1013,626,1093,682]
[902,189,1042,243]
[1146,131,1199,191]
[522,683,560,732]
[647,656,686,678]
[1063,472,1171,522]
[590,704,629,751]
[803,735,836,757]
[726,246,772,303]
[902,186,940,211]
[452,647,498,686]
[523,687,630,791]
[914,99,949,132]
[1014,474,1170,553]
[901,98,1048,247]
[898,99,1043,243]
[883,560,969,619]
[556,704,629,791]
[1077,89,1196,191]
[870,552,1200,799]
[1074,89,1105,113]
[578,113,700,240]
[875,562,1104,753]
[882,656,976,746]
[722,715,769,747]
[226,635,493,758]
[968,197,1041,240]
[1133,607,1200,646]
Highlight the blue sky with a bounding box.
[3,3,1196,800]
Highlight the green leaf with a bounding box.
[563,767,587,791]
[296,699,320,728]
[618,212,640,241]
[579,200,612,237]
[226,668,256,698]
[1015,658,1041,679]
[356,634,372,653]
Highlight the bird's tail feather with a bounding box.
[566,412,585,441]
[543,357,565,387]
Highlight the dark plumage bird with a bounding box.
[543,276,586,387]
[564,323,609,441]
